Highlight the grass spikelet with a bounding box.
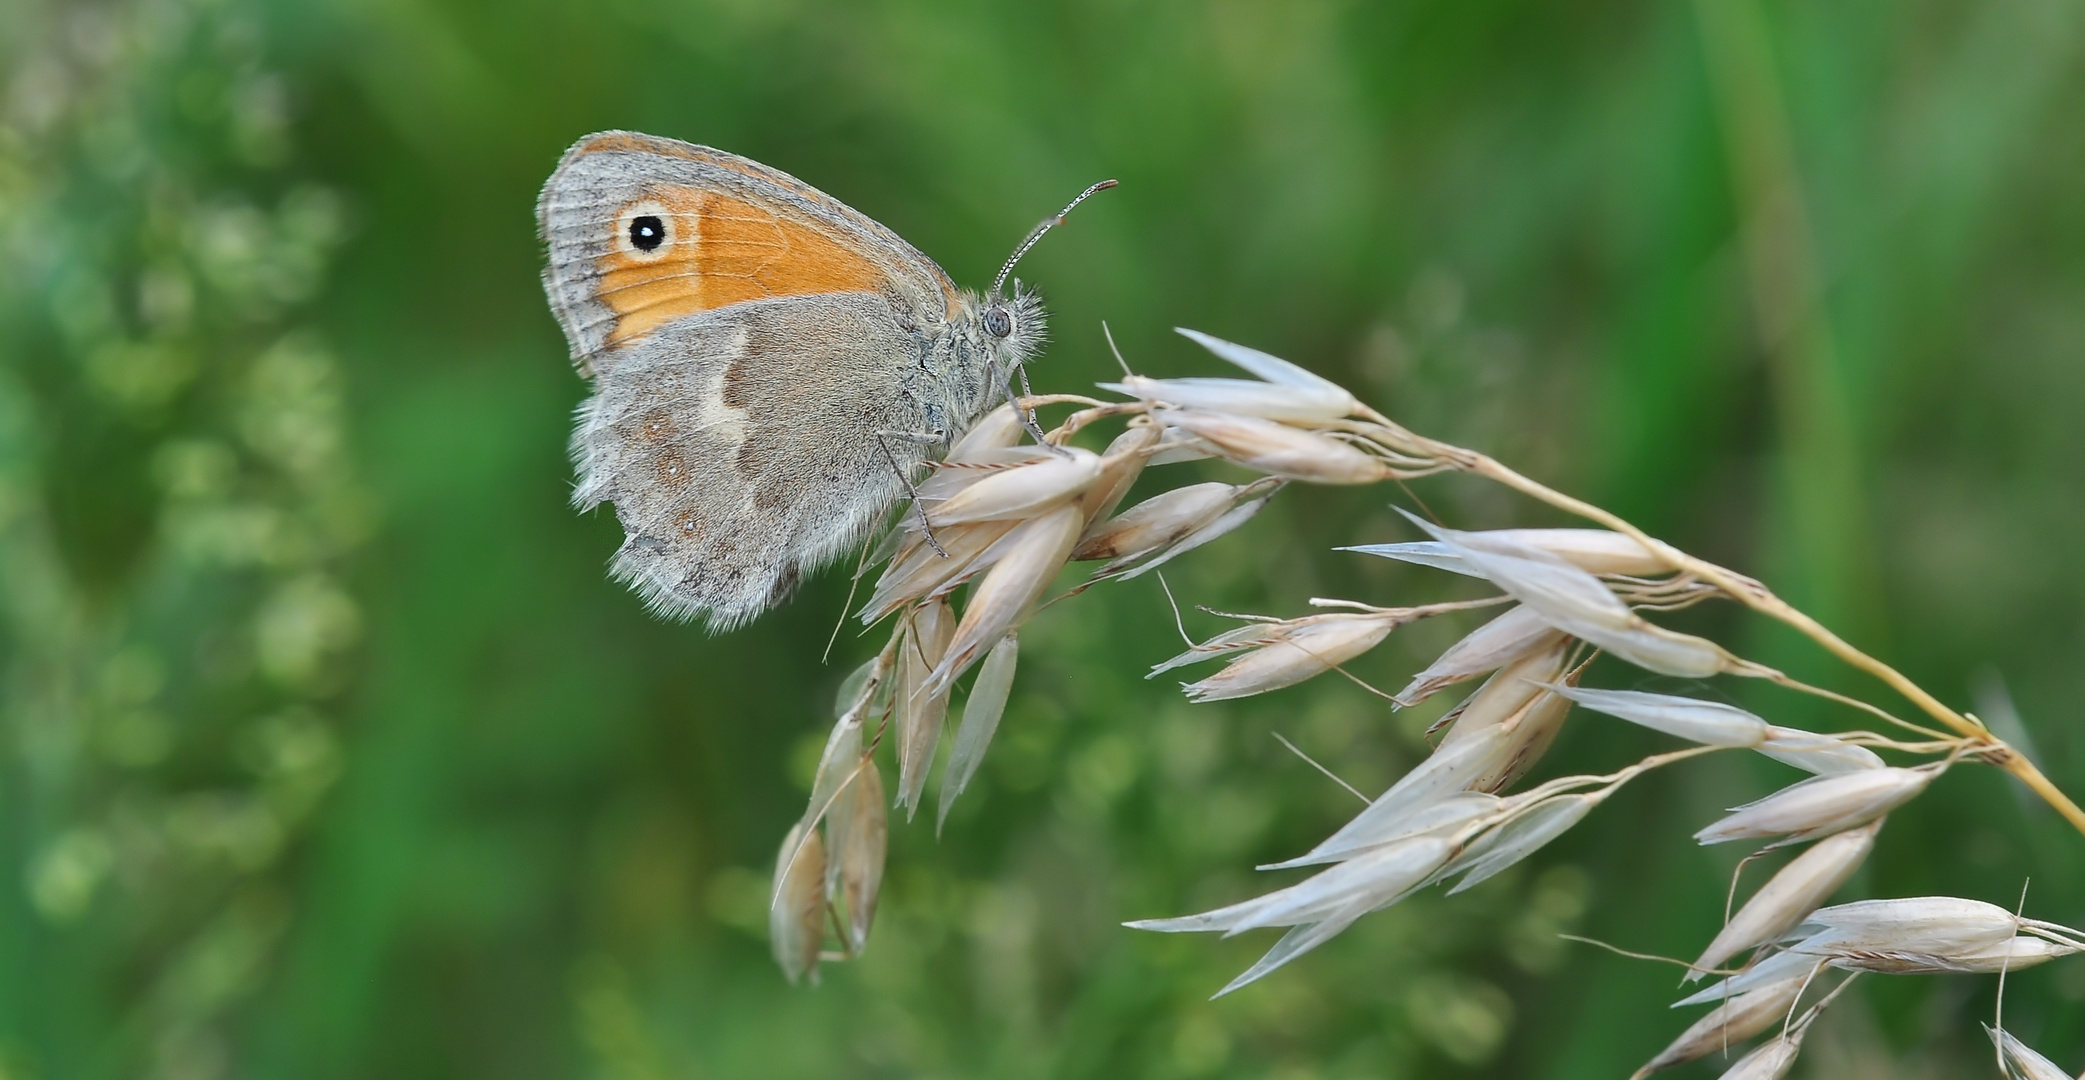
[1688,820,1880,979]
[1393,604,1564,706]
[1633,976,1810,1077]
[770,823,827,985]
[937,633,1019,830]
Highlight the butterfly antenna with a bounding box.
[990,178,1118,299]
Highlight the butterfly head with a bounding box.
[973,282,1047,370]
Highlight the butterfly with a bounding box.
[537,131,1107,629]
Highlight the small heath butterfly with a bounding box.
[537,131,1110,628]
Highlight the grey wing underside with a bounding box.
[571,292,927,629]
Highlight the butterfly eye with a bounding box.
[983,307,1013,338]
[629,215,666,252]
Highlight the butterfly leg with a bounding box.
[875,429,950,559]
[987,356,1068,456]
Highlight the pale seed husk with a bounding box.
[1756,727,1885,775]
[1694,767,1934,846]
[1673,907,2081,1007]
[1260,791,1503,870]
[1687,820,1881,980]
[1550,685,1768,748]
[925,504,1080,696]
[946,403,1027,461]
[1443,792,1598,893]
[1985,1025,2074,1080]
[1712,1034,1802,1080]
[1172,613,1404,702]
[918,447,1055,502]
[1302,724,1518,862]
[1394,604,1566,707]
[1154,407,1389,485]
[1440,641,1569,748]
[861,518,1020,624]
[1347,528,1678,578]
[1101,374,1355,423]
[1400,511,1730,678]
[1076,421,1162,527]
[926,447,1101,525]
[1634,976,1809,1077]
[770,823,827,985]
[1075,481,1237,563]
[826,758,887,953]
[1173,327,1361,418]
[895,598,956,816]
[937,633,1020,829]
[1126,835,1455,937]
[1103,478,1284,580]
[1472,681,1573,793]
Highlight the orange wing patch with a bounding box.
[594,188,887,346]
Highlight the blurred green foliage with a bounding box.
[2,0,2082,1078]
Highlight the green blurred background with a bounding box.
[3,0,2083,1076]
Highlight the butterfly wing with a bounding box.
[537,132,965,627]
[538,131,960,373]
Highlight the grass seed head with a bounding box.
[1350,528,1675,578]
[1127,835,1456,937]
[1688,820,1881,979]
[1985,1025,2074,1080]
[1399,512,1728,677]
[861,519,1020,624]
[1472,680,1574,792]
[1301,724,1518,862]
[1101,373,1356,422]
[894,599,956,816]
[925,503,1081,696]
[770,823,827,985]
[1261,791,1503,869]
[827,759,887,952]
[1170,612,1404,702]
[1756,727,1885,775]
[1712,1034,1803,1080]
[1172,327,1362,418]
[1676,898,2082,1006]
[1634,976,1810,1077]
[1796,897,2041,958]
[1443,792,1598,893]
[946,403,1027,460]
[1440,641,1569,747]
[918,447,1055,502]
[1674,949,1833,1006]
[1831,935,2078,975]
[1553,686,1770,749]
[1103,477,1284,580]
[1694,767,1935,846]
[1394,604,1566,707]
[937,633,1020,829]
[1076,421,1162,525]
[1074,481,1237,563]
[1153,407,1390,484]
[926,447,1101,525]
